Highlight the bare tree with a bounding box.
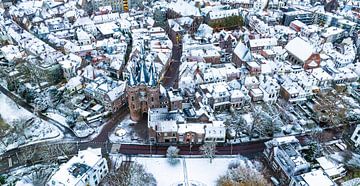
[225,112,248,139]
[104,162,156,186]
[200,142,217,163]
[313,92,347,127]
[17,145,37,165]
[29,166,54,186]
[21,61,43,91]
[217,163,269,186]
[250,104,274,139]
[263,103,283,136]
[34,96,49,113]
[166,146,180,166]
[0,116,9,146]
[39,143,76,163]
[276,99,296,124]
[11,118,31,141]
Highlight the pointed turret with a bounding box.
[129,68,136,86]
[138,62,149,84]
[149,61,157,75]
[148,67,157,87]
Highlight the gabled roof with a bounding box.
[233,42,252,62]
[285,37,313,62]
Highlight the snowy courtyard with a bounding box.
[109,115,143,143]
[132,156,251,186]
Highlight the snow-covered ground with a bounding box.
[0,93,62,153]
[134,157,238,186]
[109,115,140,143]
[109,154,263,186]
[0,93,32,125]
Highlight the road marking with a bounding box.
[183,158,189,186]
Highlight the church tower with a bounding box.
[126,61,160,121]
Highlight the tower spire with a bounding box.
[128,68,136,86]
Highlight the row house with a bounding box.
[201,64,240,84]
[76,29,96,46]
[280,81,307,103]
[218,31,237,53]
[295,71,319,97]
[259,76,280,103]
[199,81,248,111]
[167,0,202,19]
[168,89,183,111]
[244,61,261,75]
[264,137,311,184]
[166,0,203,29]
[226,0,254,8]
[249,88,263,102]
[148,108,182,143]
[323,43,356,68]
[201,82,231,111]
[321,26,345,43]
[148,108,225,144]
[205,7,240,25]
[247,15,271,36]
[232,42,252,67]
[47,148,108,186]
[230,89,246,108]
[83,76,126,113]
[178,123,204,144]
[244,76,259,90]
[249,37,278,53]
[311,67,334,90]
[58,53,83,80]
[326,66,359,85]
[178,121,226,144]
[103,82,126,112]
[183,43,221,64]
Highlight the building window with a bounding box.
[131,96,134,101]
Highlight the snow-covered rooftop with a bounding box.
[285,37,313,62]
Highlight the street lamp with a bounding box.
[150,141,152,157]
[189,142,192,155]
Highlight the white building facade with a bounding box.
[47,148,108,186]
